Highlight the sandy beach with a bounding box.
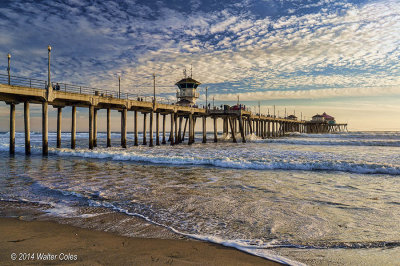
[0,218,280,265]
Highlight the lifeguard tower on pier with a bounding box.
[175,69,200,106]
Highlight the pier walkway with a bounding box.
[0,73,347,155]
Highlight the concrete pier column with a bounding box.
[182,118,188,142]
[121,109,127,148]
[249,119,253,135]
[272,121,275,138]
[107,108,111,147]
[202,116,207,143]
[24,102,30,155]
[267,121,271,138]
[56,107,62,148]
[229,117,237,143]
[93,109,98,147]
[178,116,183,143]
[170,113,174,145]
[156,112,160,146]
[143,113,147,145]
[188,113,193,145]
[149,111,154,147]
[42,102,48,155]
[162,114,166,144]
[222,118,226,136]
[238,116,246,143]
[255,120,259,136]
[71,106,76,149]
[9,103,15,155]
[213,117,217,142]
[134,110,138,146]
[174,113,178,144]
[89,105,94,150]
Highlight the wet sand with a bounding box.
[0,218,281,265]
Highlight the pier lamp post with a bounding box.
[118,75,121,99]
[7,53,11,85]
[212,96,214,109]
[273,105,276,118]
[205,87,208,110]
[153,73,156,104]
[47,45,51,90]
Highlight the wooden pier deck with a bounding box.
[0,73,347,155]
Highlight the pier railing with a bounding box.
[0,73,173,104]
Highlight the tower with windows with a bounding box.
[175,71,200,106]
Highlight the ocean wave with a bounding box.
[268,138,400,147]
[50,148,400,175]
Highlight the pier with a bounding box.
[0,49,347,155]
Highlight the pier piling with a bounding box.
[89,105,94,150]
[229,117,237,143]
[107,108,111,147]
[71,106,76,149]
[93,108,97,147]
[24,101,30,155]
[149,111,154,147]
[170,113,174,145]
[156,112,160,146]
[143,112,147,145]
[121,108,127,148]
[9,103,15,155]
[134,110,138,146]
[161,114,166,144]
[42,102,48,155]
[56,107,62,148]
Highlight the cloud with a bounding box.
[0,0,399,103]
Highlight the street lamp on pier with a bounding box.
[7,53,11,85]
[118,75,121,99]
[47,45,51,90]
[153,73,156,104]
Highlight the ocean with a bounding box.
[1,131,399,265]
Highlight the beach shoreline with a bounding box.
[0,217,280,265]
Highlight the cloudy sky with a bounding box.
[0,0,399,131]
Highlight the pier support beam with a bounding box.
[162,114,166,144]
[178,116,183,143]
[24,102,30,155]
[238,116,246,143]
[71,106,76,149]
[229,117,237,143]
[182,117,188,142]
[149,111,154,147]
[89,105,94,150]
[121,108,127,148]
[249,119,253,135]
[56,107,62,148]
[9,103,15,155]
[134,110,139,146]
[156,112,160,146]
[93,109,98,147]
[188,113,193,145]
[202,116,207,143]
[143,113,147,145]
[213,117,217,142]
[174,113,178,145]
[107,108,111,147]
[42,102,48,155]
[170,113,174,145]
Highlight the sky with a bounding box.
[0,0,399,131]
